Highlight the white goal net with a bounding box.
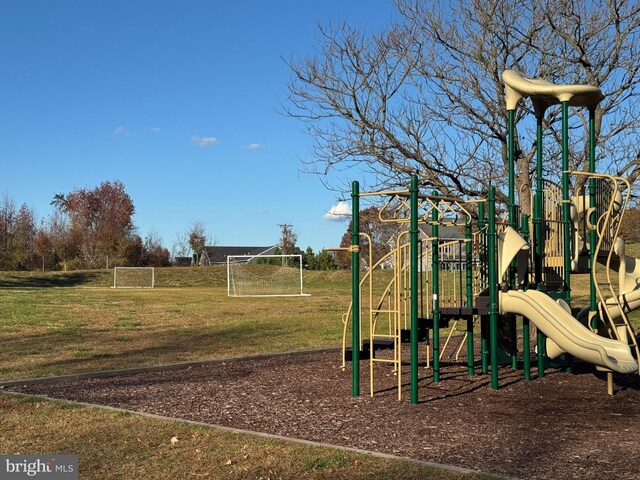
[227,254,308,297]
[113,267,155,289]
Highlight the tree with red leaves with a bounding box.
[337,206,401,270]
[51,180,136,268]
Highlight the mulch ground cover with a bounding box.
[4,346,640,480]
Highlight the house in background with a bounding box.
[198,245,277,266]
[173,256,193,266]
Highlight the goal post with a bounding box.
[227,254,309,297]
[113,267,155,289]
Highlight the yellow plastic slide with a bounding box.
[499,289,638,374]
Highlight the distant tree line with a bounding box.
[0,181,170,271]
[0,182,343,272]
[304,247,337,270]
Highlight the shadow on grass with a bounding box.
[0,321,327,382]
[0,271,104,288]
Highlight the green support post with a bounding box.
[466,220,474,376]
[561,101,572,303]
[432,192,440,383]
[561,100,573,374]
[478,202,488,375]
[535,118,547,373]
[351,181,360,397]
[534,113,547,376]
[488,186,499,390]
[535,115,544,288]
[410,175,419,404]
[521,214,531,381]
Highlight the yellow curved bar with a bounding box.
[572,171,639,367]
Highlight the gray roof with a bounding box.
[418,224,465,239]
[203,245,276,264]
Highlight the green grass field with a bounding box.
[0,267,498,479]
[0,267,353,380]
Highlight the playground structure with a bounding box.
[338,70,640,404]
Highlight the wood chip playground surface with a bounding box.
[4,347,640,480]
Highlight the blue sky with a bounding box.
[0,1,397,253]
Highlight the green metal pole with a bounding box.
[478,202,488,375]
[488,186,499,390]
[410,175,419,404]
[521,214,531,381]
[535,115,544,289]
[466,220,474,376]
[561,100,574,375]
[535,115,547,376]
[351,180,360,397]
[537,332,546,378]
[561,101,572,303]
[432,192,440,383]
[589,109,598,329]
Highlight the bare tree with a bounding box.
[528,0,640,187]
[143,230,170,267]
[286,0,640,213]
[171,231,190,260]
[278,224,298,255]
[0,192,16,269]
[188,221,207,265]
[33,226,53,271]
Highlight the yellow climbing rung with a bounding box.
[372,358,398,364]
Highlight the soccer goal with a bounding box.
[112,267,155,289]
[227,254,309,297]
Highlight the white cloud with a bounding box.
[191,136,220,147]
[150,127,162,133]
[324,201,351,221]
[245,143,263,150]
[113,125,130,136]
